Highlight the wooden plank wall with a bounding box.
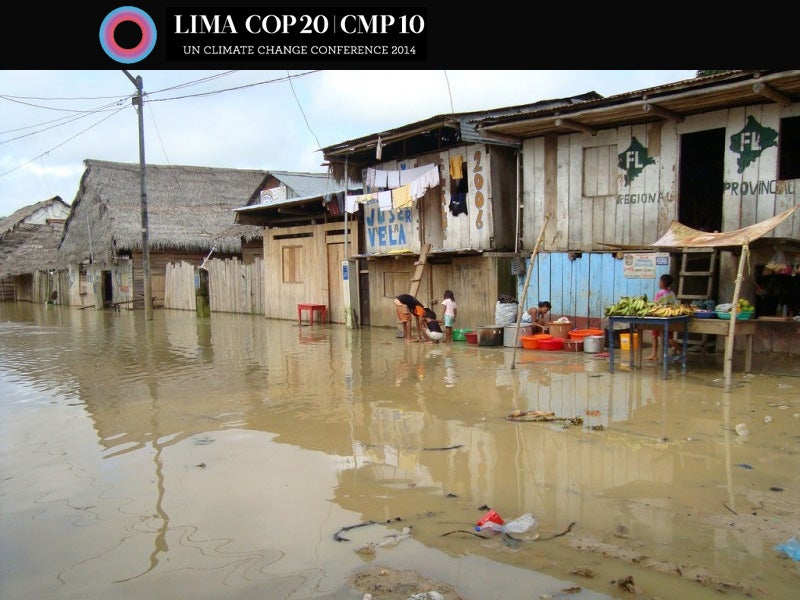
[364,143,498,255]
[522,103,800,254]
[207,257,264,315]
[367,254,503,330]
[264,222,355,322]
[0,277,15,301]
[164,262,197,311]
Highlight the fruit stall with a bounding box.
[649,205,800,390]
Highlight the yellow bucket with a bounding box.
[620,333,640,351]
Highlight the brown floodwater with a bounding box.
[1,302,798,600]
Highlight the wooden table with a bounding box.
[684,317,757,372]
[608,315,690,380]
[297,303,327,325]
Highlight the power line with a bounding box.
[286,70,322,151]
[146,70,320,103]
[0,70,323,184]
[0,105,128,178]
[443,70,455,114]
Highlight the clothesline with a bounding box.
[345,163,440,213]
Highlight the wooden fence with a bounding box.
[164,257,264,315]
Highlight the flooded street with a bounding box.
[1,303,798,600]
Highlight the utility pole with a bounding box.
[123,70,153,321]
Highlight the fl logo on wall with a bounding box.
[99,6,157,63]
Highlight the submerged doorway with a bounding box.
[102,270,113,307]
[678,128,725,232]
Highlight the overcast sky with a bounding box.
[0,70,697,217]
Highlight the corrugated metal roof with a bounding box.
[268,171,343,199]
[475,70,800,139]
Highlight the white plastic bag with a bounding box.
[479,512,536,534]
[495,301,518,326]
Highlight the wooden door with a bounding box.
[326,241,344,323]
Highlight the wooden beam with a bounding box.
[554,118,597,136]
[753,82,792,107]
[643,102,684,123]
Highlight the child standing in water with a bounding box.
[441,290,458,343]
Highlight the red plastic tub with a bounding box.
[539,337,564,351]
[563,338,584,352]
[465,332,478,345]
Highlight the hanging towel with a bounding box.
[410,164,440,200]
[365,167,376,189]
[450,156,464,180]
[374,169,388,188]
[387,170,400,188]
[378,190,393,210]
[391,184,413,209]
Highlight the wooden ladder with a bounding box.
[396,244,431,337]
[408,243,431,298]
[677,248,717,353]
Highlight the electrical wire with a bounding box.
[286,70,322,151]
[0,70,322,184]
[0,105,128,178]
[443,70,455,114]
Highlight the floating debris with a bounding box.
[506,410,583,426]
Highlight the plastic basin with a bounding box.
[569,328,604,339]
[539,338,564,351]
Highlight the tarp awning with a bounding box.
[651,205,800,249]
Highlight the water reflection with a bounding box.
[1,302,797,600]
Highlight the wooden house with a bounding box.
[471,69,800,353]
[234,171,354,323]
[58,160,268,310]
[0,196,70,302]
[319,95,598,330]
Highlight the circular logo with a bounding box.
[99,7,157,64]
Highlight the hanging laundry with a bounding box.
[450,155,464,180]
[345,192,378,213]
[449,193,468,216]
[325,192,342,216]
[387,171,400,188]
[391,184,413,209]
[449,176,468,216]
[365,167,376,189]
[378,190,392,210]
[409,164,440,200]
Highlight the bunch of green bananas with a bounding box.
[604,295,654,317]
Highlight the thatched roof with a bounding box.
[0,196,69,236]
[0,221,65,278]
[59,160,268,264]
[215,223,263,243]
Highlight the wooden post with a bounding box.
[511,213,550,368]
[722,243,748,392]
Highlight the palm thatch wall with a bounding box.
[59,160,268,265]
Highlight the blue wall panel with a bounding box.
[520,252,673,320]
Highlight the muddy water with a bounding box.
[1,303,798,600]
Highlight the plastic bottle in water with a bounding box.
[478,513,536,534]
